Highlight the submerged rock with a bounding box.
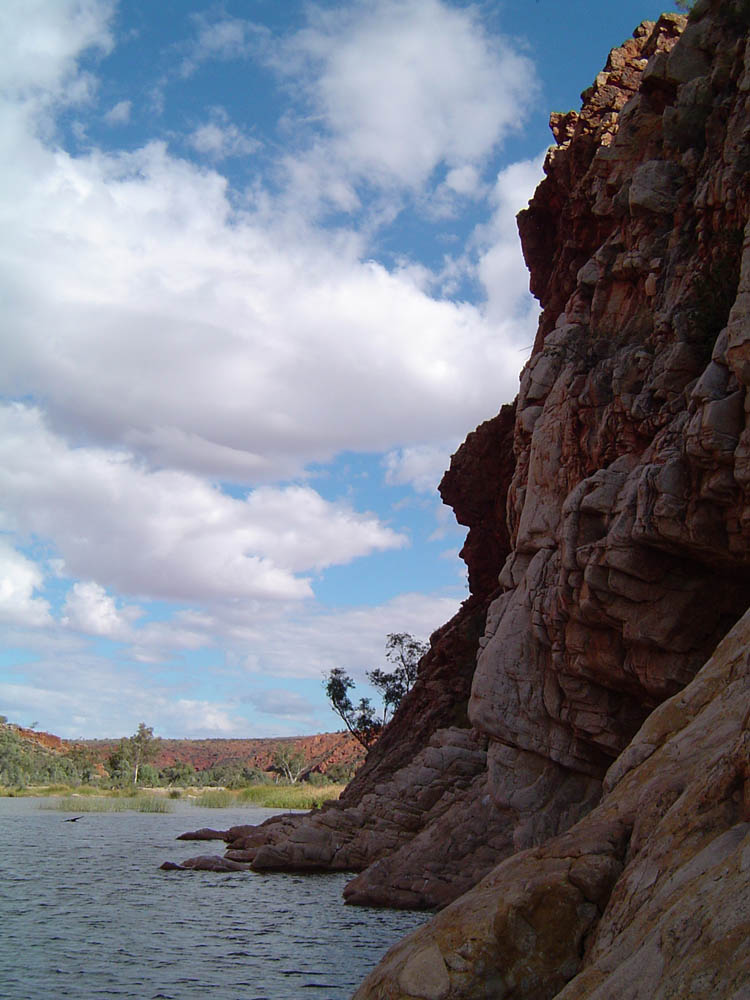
[162,855,251,873]
[176,827,228,841]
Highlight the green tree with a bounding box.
[161,761,196,786]
[65,744,97,783]
[272,744,308,784]
[324,633,428,750]
[326,761,356,784]
[368,632,427,726]
[107,723,160,785]
[0,725,80,787]
[324,667,381,749]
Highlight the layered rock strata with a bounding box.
[174,7,750,970]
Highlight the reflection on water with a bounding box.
[0,797,427,999]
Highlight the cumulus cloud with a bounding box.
[0,135,529,482]
[238,591,460,682]
[0,588,460,736]
[0,0,544,736]
[61,581,140,637]
[0,0,113,99]
[246,689,316,722]
[275,0,537,199]
[0,541,53,626]
[0,404,406,605]
[474,155,546,325]
[383,442,458,494]
[0,0,539,490]
[178,14,262,78]
[0,673,242,738]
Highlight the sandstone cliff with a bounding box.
[176,2,750,991]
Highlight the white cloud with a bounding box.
[246,689,316,722]
[0,588,460,736]
[0,0,113,98]
[164,699,239,735]
[179,14,262,78]
[0,135,528,482]
[277,0,537,198]
[0,404,406,605]
[62,580,140,637]
[383,442,458,494]
[0,540,52,626]
[0,0,539,491]
[0,0,543,738]
[445,165,483,197]
[103,98,130,124]
[238,591,460,682]
[0,675,242,739]
[474,155,545,325]
[187,119,260,160]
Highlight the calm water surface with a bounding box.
[0,797,427,999]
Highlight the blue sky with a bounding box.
[0,0,669,739]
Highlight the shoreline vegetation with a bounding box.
[0,717,359,810]
[1,783,345,811]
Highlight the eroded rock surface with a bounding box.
[354,602,750,999]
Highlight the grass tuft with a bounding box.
[43,795,173,813]
[237,784,344,810]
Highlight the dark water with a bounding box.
[0,797,427,999]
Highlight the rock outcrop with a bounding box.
[175,3,750,990]
[354,602,750,998]
[353,0,750,993]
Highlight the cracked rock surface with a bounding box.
[354,604,750,998]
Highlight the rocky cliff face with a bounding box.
[176,2,750,990]
[355,600,750,999]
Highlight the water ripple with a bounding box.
[0,798,426,999]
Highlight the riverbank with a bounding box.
[0,782,346,810]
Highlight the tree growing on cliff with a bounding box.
[323,633,428,750]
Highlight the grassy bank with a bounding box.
[198,784,345,809]
[1,782,345,810]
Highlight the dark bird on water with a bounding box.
[64,816,84,822]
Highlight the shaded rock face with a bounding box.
[473,5,750,815]
[354,602,750,999]
[353,0,750,993]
